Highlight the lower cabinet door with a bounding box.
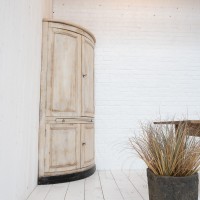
[81,123,95,168]
[44,124,81,173]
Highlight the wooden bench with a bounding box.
[154,120,200,137]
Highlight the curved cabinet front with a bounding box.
[39,20,95,184]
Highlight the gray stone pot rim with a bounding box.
[147,168,198,179]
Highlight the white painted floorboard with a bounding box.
[123,170,149,200]
[27,170,200,200]
[45,183,69,200]
[85,172,104,200]
[65,179,85,200]
[111,170,143,200]
[27,185,52,200]
[98,171,123,200]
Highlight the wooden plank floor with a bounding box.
[27,170,200,200]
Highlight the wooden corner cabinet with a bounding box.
[38,19,96,184]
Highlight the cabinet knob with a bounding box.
[82,142,86,146]
[82,74,87,78]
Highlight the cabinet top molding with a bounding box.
[43,18,96,43]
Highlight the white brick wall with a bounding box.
[53,0,200,169]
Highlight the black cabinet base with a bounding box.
[38,165,96,185]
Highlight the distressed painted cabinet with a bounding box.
[39,19,95,184]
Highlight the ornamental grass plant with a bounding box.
[129,121,200,177]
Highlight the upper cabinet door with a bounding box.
[46,28,81,117]
[82,37,95,117]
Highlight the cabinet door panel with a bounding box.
[46,28,81,117]
[81,124,95,168]
[82,37,95,117]
[44,124,81,173]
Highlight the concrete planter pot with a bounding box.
[147,168,199,200]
